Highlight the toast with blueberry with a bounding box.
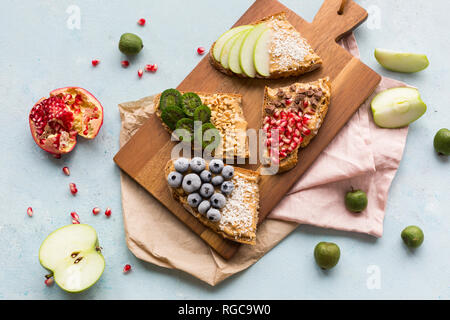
[209,12,322,79]
[165,157,260,245]
[154,89,249,159]
[262,77,331,173]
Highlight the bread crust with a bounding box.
[262,77,331,173]
[165,160,260,245]
[209,12,322,79]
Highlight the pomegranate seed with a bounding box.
[150,63,158,72]
[137,69,143,78]
[265,139,271,147]
[302,117,309,125]
[273,110,280,119]
[270,119,277,125]
[137,18,146,26]
[69,183,77,195]
[44,278,54,286]
[145,64,158,72]
[285,99,292,105]
[92,207,101,215]
[275,119,282,126]
[292,138,300,146]
[294,129,301,137]
[303,100,309,107]
[263,123,270,131]
[27,207,33,217]
[62,167,70,176]
[266,132,272,139]
[121,60,130,68]
[280,151,287,158]
[105,208,112,217]
[197,47,205,55]
[123,264,132,273]
[91,59,100,67]
[72,219,80,224]
[70,212,79,221]
[303,128,311,135]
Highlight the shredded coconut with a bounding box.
[219,174,258,239]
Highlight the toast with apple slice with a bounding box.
[165,158,260,245]
[210,12,322,79]
[262,77,331,173]
[154,89,249,159]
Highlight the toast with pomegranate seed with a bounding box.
[209,12,322,79]
[262,77,331,173]
[154,90,249,159]
[165,159,260,245]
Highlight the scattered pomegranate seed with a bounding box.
[62,167,70,176]
[137,18,146,26]
[69,183,78,195]
[137,69,143,78]
[91,59,100,67]
[44,278,54,286]
[92,207,101,215]
[121,60,130,68]
[70,211,80,221]
[285,99,292,105]
[72,219,80,224]
[27,207,33,217]
[145,64,158,73]
[105,207,112,217]
[303,100,309,107]
[197,47,205,55]
[123,264,132,273]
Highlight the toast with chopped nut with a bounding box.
[165,158,260,245]
[262,77,331,173]
[210,12,322,79]
[155,89,249,159]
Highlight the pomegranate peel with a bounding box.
[29,87,103,155]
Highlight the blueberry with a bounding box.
[211,175,224,186]
[221,165,234,180]
[209,159,224,174]
[190,157,206,173]
[198,200,211,215]
[199,183,214,198]
[210,193,226,209]
[174,158,189,173]
[200,170,212,183]
[167,171,183,188]
[206,208,221,222]
[220,181,234,195]
[187,193,202,208]
[182,173,201,193]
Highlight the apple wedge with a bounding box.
[228,27,253,74]
[254,28,271,77]
[212,25,253,62]
[371,87,427,128]
[39,224,105,293]
[239,23,269,78]
[220,31,244,70]
[374,48,429,73]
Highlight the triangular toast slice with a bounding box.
[262,77,331,172]
[154,91,249,159]
[210,12,322,79]
[165,159,260,245]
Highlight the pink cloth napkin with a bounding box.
[268,34,409,237]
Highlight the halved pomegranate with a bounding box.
[29,87,103,155]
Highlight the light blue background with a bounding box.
[0,0,448,299]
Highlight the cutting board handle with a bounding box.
[311,0,368,43]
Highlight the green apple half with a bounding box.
[39,224,105,293]
[228,27,253,74]
[239,23,269,77]
[213,25,253,62]
[374,48,429,73]
[371,87,427,128]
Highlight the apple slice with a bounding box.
[220,31,245,70]
[374,48,429,73]
[239,23,269,78]
[212,25,253,62]
[254,28,271,77]
[39,224,105,293]
[228,28,253,74]
[371,87,427,128]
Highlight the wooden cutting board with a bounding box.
[114,0,381,260]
